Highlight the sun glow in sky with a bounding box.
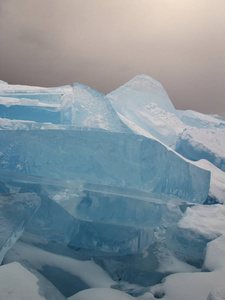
[0,0,224,116]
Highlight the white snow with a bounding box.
[156,249,198,273]
[181,127,225,163]
[178,204,225,240]
[0,262,46,300]
[147,201,225,300]
[0,96,60,108]
[5,240,114,289]
[204,236,225,271]
[69,288,134,300]
[150,269,225,300]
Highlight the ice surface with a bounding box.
[61,83,129,132]
[147,203,225,300]
[175,127,225,171]
[0,80,8,85]
[4,240,115,297]
[0,81,128,132]
[177,109,225,129]
[166,204,225,264]
[108,75,176,114]
[0,171,183,254]
[0,117,71,130]
[204,236,225,271]
[1,75,225,299]
[0,193,40,263]
[193,159,225,204]
[0,102,61,124]
[0,83,71,104]
[0,262,66,300]
[0,130,210,202]
[207,286,225,300]
[107,75,181,146]
[107,75,225,174]
[69,288,135,300]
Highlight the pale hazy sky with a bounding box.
[0,0,224,116]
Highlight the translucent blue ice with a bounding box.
[0,193,40,263]
[0,76,223,299]
[0,130,210,203]
[61,83,129,132]
[0,171,182,254]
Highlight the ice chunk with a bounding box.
[0,100,61,124]
[0,80,8,85]
[0,130,210,202]
[175,127,225,171]
[194,159,225,204]
[29,189,155,254]
[107,75,181,146]
[166,224,212,265]
[166,204,225,264]
[23,183,155,254]
[150,232,225,300]
[0,118,109,131]
[108,75,176,113]
[0,83,72,105]
[0,117,68,130]
[0,193,40,263]
[0,262,66,300]
[108,75,225,171]
[177,109,225,129]
[61,83,129,132]
[0,171,183,254]
[0,172,155,253]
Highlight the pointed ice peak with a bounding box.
[0,80,8,85]
[61,82,129,132]
[117,74,164,91]
[107,74,176,114]
[73,82,105,98]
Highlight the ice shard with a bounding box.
[0,193,40,263]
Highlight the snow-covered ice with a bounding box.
[0,261,66,300]
[0,75,225,300]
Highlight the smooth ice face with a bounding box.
[0,98,61,124]
[0,172,182,254]
[107,75,225,174]
[0,83,72,105]
[61,83,129,132]
[107,75,180,146]
[108,75,176,114]
[193,160,225,204]
[0,75,224,299]
[0,193,40,263]
[0,130,210,202]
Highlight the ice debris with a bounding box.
[0,75,225,300]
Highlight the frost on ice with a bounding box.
[0,75,225,300]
